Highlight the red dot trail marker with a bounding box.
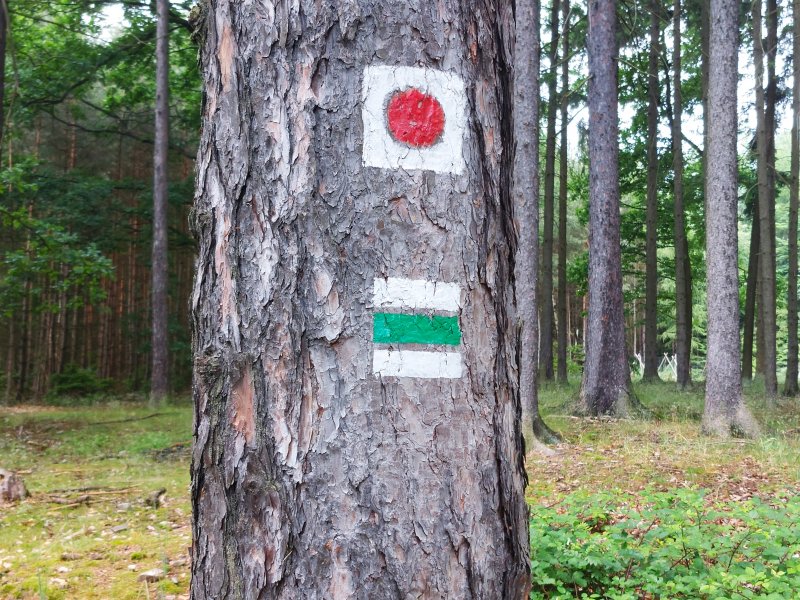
[386,89,446,148]
[362,65,466,174]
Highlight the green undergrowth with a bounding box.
[529,382,800,599]
[529,488,800,599]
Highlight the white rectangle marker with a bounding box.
[361,65,466,174]
[372,349,463,379]
[373,277,461,312]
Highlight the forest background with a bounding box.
[1,0,798,402]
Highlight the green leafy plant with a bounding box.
[530,488,800,599]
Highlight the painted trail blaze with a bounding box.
[372,277,463,379]
[386,89,446,148]
[361,65,466,174]
[373,313,461,346]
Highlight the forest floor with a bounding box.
[0,382,798,599]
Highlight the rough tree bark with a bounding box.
[643,0,661,382]
[765,0,778,392]
[189,1,531,598]
[556,0,570,385]
[785,0,800,396]
[672,0,692,389]
[150,0,170,405]
[700,0,709,206]
[742,192,759,380]
[752,0,778,399]
[577,0,642,416]
[702,0,759,437]
[518,0,560,448]
[539,0,560,382]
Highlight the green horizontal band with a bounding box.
[373,313,461,346]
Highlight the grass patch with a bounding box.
[1,383,798,599]
[0,400,192,599]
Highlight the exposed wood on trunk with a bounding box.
[189,1,531,597]
[703,0,759,437]
[578,0,641,416]
[0,468,27,504]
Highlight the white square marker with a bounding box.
[361,65,467,175]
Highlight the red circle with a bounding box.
[386,88,446,148]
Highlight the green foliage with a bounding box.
[530,488,800,599]
[0,196,114,319]
[48,364,113,399]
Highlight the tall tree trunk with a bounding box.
[752,0,778,399]
[742,193,759,380]
[540,0,560,382]
[766,0,779,390]
[189,1,530,598]
[3,319,13,404]
[701,0,710,208]
[672,0,692,389]
[756,266,766,374]
[518,0,560,447]
[643,0,661,382]
[785,0,800,396]
[150,0,170,405]
[0,0,7,163]
[556,0,570,384]
[54,264,68,375]
[522,0,560,446]
[703,0,759,437]
[578,0,642,416]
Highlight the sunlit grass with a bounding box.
[0,400,192,600]
[1,384,798,598]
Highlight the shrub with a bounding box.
[49,364,113,399]
[530,488,800,599]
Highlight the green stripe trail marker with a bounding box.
[373,313,461,346]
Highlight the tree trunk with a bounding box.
[518,0,560,448]
[672,0,692,389]
[189,2,531,598]
[577,0,641,416]
[0,0,7,164]
[3,319,13,404]
[752,0,778,399]
[742,194,759,380]
[703,0,759,437]
[556,0,570,385]
[150,0,170,405]
[765,0,779,392]
[643,0,661,382]
[786,0,800,396]
[539,0,560,382]
[701,0,709,209]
